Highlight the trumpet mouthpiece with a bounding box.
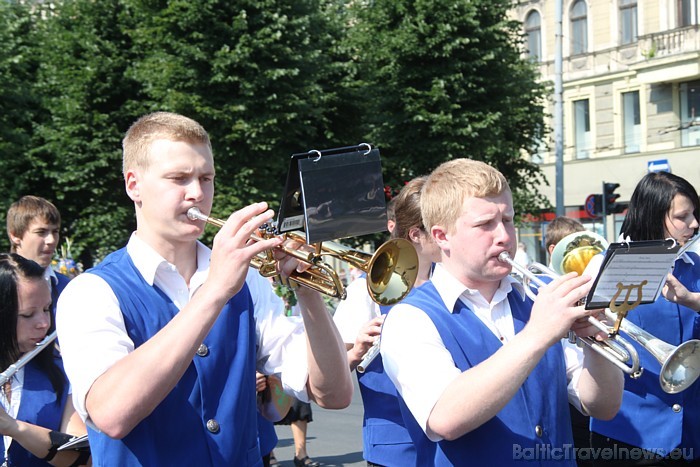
[498,251,512,262]
[187,207,204,221]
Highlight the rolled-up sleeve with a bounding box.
[56,273,133,424]
[380,304,461,441]
[247,270,309,402]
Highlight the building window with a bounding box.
[680,80,700,146]
[678,0,695,27]
[622,91,641,153]
[620,0,638,44]
[574,99,591,159]
[571,0,588,55]
[530,138,546,164]
[525,10,542,61]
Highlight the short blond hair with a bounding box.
[421,159,509,234]
[122,112,211,176]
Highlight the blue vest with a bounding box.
[397,282,574,466]
[257,412,278,457]
[51,272,70,317]
[87,248,261,466]
[591,252,700,456]
[3,358,68,467]
[356,303,417,466]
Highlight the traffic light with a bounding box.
[603,182,622,214]
[593,194,603,215]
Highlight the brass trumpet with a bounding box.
[187,207,418,305]
[500,250,700,394]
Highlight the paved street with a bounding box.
[272,376,365,466]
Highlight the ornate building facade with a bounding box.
[511,0,700,261]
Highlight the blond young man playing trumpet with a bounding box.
[56,112,352,466]
[380,159,624,466]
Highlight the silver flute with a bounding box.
[357,340,381,373]
[0,331,57,386]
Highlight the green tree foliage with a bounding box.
[4,0,357,263]
[0,0,549,261]
[0,1,45,233]
[124,0,360,220]
[30,0,143,264]
[348,0,551,218]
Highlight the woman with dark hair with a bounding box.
[587,171,700,465]
[0,253,88,466]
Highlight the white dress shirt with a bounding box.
[333,277,380,345]
[56,233,309,424]
[380,263,584,441]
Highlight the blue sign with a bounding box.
[648,159,671,173]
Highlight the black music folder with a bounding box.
[585,239,681,309]
[276,144,387,243]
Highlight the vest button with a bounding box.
[196,344,209,357]
[206,419,220,433]
[535,425,543,437]
[672,403,682,413]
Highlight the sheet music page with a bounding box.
[585,240,680,309]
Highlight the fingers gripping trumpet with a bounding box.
[187,207,418,306]
[498,250,700,394]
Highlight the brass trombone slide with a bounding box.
[499,251,700,394]
[187,207,418,306]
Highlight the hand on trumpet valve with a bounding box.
[202,203,283,298]
[526,272,599,345]
[272,235,314,277]
[570,309,610,342]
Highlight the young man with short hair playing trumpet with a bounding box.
[56,111,352,466]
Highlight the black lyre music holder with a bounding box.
[584,238,681,310]
[276,143,387,244]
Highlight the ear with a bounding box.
[8,231,21,249]
[125,169,141,202]
[430,225,449,249]
[408,226,423,244]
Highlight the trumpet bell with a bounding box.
[660,339,700,394]
[366,238,419,305]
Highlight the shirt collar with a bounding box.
[430,263,526,313]
[678,251,696,266]
[126,233,211,286]
[44,266,57,285]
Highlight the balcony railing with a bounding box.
[536,25,700,79]
[639,25,700,58]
